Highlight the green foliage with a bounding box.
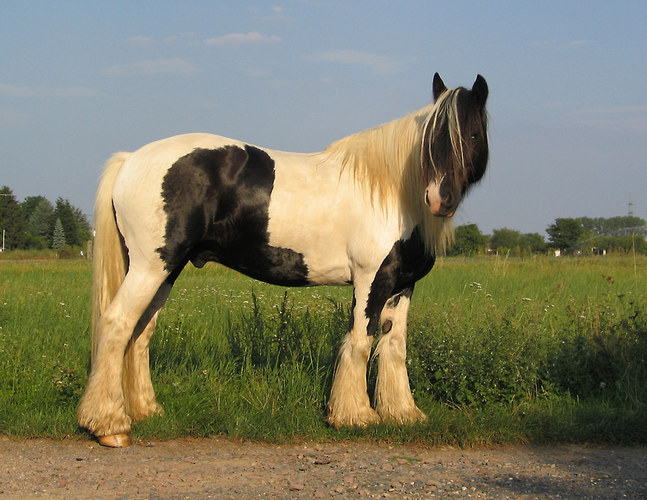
[21,195,50,221]
[449,224,487,256]
[408,311,545,407]
[52,218,66,250]
[545,216,647,255]
[27,198,55,248]
[544,298,647,403]
[579,216,646,237]
[490,228,521,254]
[583,234,647,255]
[0,186,27,250]
[486,228,547,257]
[0,186,90,251]
[547,218,584,252]
[1,258,646,445]
[520,232,547,254]
[54,198,88,247]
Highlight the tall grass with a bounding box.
[0,256,645,444]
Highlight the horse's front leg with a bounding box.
[374,287,426,423]
[327,279,380,427]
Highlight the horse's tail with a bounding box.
[91,152,130,364]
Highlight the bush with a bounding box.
[408,310,547,407]
[56,246,77,259]
[544,300,647,405]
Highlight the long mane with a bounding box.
[322,91,465,255]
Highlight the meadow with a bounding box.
[0,255,645,445]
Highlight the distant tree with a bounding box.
[52,218,66,250]
[490,228,521,254]
[54,198,79,247]
[0,186,27,250]
[54,198,91,247]
[547,218,583,252]
[579,216,646,237]
[72,205,92,243]
[520,233,547,254]
[22,195,49,221]
[450,224,488,256]
[613,234,647,254]
[27,198,55,249]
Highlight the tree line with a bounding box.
[450,216,647,257]
[1,184,644,258]
[0,186,91,251]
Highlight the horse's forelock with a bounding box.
[422,87,486,186]
[423,89,460,179]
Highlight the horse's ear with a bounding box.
[472,75,488,106]
[432,73,447,101]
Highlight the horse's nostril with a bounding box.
[444,190,455,208]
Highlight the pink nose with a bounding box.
[426,194,442,214]
[425,188,453,217]
[425,188,439,208]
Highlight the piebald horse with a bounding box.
[78,73,489,447]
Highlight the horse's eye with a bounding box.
[470,133,479,141]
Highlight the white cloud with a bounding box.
[268,6,287,19]
[309,50,402,75]
[248,6,288,21]
[0,83,104,98]
[103,58,198,77]
[204,32,281,46]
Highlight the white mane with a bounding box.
[322,91,466,255]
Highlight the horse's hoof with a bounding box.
[98,433,132,448]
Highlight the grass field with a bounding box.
[1,255,645,445]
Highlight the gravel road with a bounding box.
[1,436,645,498]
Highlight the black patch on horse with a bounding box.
[364,227,435,336]
[156,144,310,286]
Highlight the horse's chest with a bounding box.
[382,226,437,293]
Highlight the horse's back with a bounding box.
[108,132,401,286]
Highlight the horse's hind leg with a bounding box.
[77,269,167,444]
[374,288,426,423]
[122,281,173,422]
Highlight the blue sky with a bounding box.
[1,1,646,235]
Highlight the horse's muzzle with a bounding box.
[425,186,456,218]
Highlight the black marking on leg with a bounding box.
[156,145,310,286]
[365,227,435,336]
[349,292,357,331]
[386,294,401,309]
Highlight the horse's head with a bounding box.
[421,73,489,218]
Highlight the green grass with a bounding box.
[0,255,645,445]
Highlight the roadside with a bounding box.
[1,436,645,498]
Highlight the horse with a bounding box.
[78,73,489,447]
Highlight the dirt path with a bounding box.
[1,436,645,498]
